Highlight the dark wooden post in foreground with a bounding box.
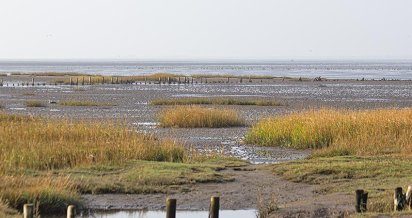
[394,187,405,211]
[355,189,368,212]
[166,198,176,218]
[23,204,34,218]
[67,205,76,218]
[209,196,220,218]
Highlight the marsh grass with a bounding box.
[25,100,46,107]
[152,97,285,106]
[158,106,245,128]
[58,100,115,107]
[0,113,184,171]
[246,108,412,156]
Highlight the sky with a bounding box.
[0,0,412,60]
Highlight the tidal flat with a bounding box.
[1,74,412,217]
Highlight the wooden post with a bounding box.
[145,77,147,84]
[111,77,113,84]
[70,78,72,85]
[31,78,34,86]
[191,77,193,84]
[23,204,34,218]
[209,196,220,218]
[67,205,76,218]
[406,186,412,210]
[200,77,203,84]
[102,77,105,84]
[394,187,405,211]
[116,77,119,84]
[82,77,84,85]
[355,189,363,213]
[76,78,78,86]
[89,76,92,85]
[166,198,176,218]
[227,77,229,83]
[178,77,181,84]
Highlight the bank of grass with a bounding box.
[25,100,46,107]
[158,106,245,128]
[152,97,285,106]
[0,112,245,214]
[246,108,412,156]
[58,100,115,107]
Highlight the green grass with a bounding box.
[25,100,46,107]
[158,106,246,128]
[272,156,412,213]
[152,97,285,106]
[58,100,115,107]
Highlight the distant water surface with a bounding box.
[1,61,412,79]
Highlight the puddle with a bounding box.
[9,107,26,111]
[78,209,256,218]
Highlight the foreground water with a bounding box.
[44,210,256,218]
[1,60,412,79]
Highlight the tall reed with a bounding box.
[246,108,412,156]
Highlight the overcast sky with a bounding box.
[0,0,411,60]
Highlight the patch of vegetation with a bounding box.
[58,100,115,107]
[0,112,245,214]
[158,106,246,128]
[152,97,285,106]
[272,156,412,213]
[246,108,412,156]
[54,73,178,85]
[25,100,46,107]
[0,199,19,218]
[21,92,35,96]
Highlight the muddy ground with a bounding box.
[1,75,412,217]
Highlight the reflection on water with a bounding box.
[84,210,256,218]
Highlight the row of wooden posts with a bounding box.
[0,76,274,87]
[22,196,220,218]
[355,186,412,213]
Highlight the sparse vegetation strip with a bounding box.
[152,97,285,106]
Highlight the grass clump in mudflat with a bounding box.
[58,100,115,107]
[246,108,412,156]
[158,106,245,128]
[152,97,285,106]
[25,100,46,107]
[0,113,184,171]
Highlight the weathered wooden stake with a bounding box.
[23,204,34,218]
[145,77,147,84]
[89,76,92,85]
[394,187,405,211]
[111,77,114,84]
[82,77,85,85]
[406,186,412,210]
[209,196,220,218]
[76,78,78,86]
[166,198,176,218]
[355,189,363,212]
[70,78,73,85]
[31,78,34,86]
[67,205,76,218]
[102,77,105,84]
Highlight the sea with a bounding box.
[1,60,412,80]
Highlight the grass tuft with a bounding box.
[246,108,412,156]
[152,97,285,106]
[25,101,46,107]
[158,106,245,128]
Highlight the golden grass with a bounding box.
[152,97,285,106]
[246,108,412,156]
[58,100,115,107]
[0,176,79,214]
[25,100,46,107]
[0,113,185,171]
[158,106,245,128]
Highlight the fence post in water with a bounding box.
[209,196,220,218]
[89,76,92,85]
[82,77,85,85]
[67,205,76,218]
[145,77,147,84]
[70,78,73,85]
[23,204,34,218]
[111,77,113,84]
[166,198,176,218]
[227,77,229,83]
[394,187,405,211]
[31,78,34,86]
[191,77,193,84]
